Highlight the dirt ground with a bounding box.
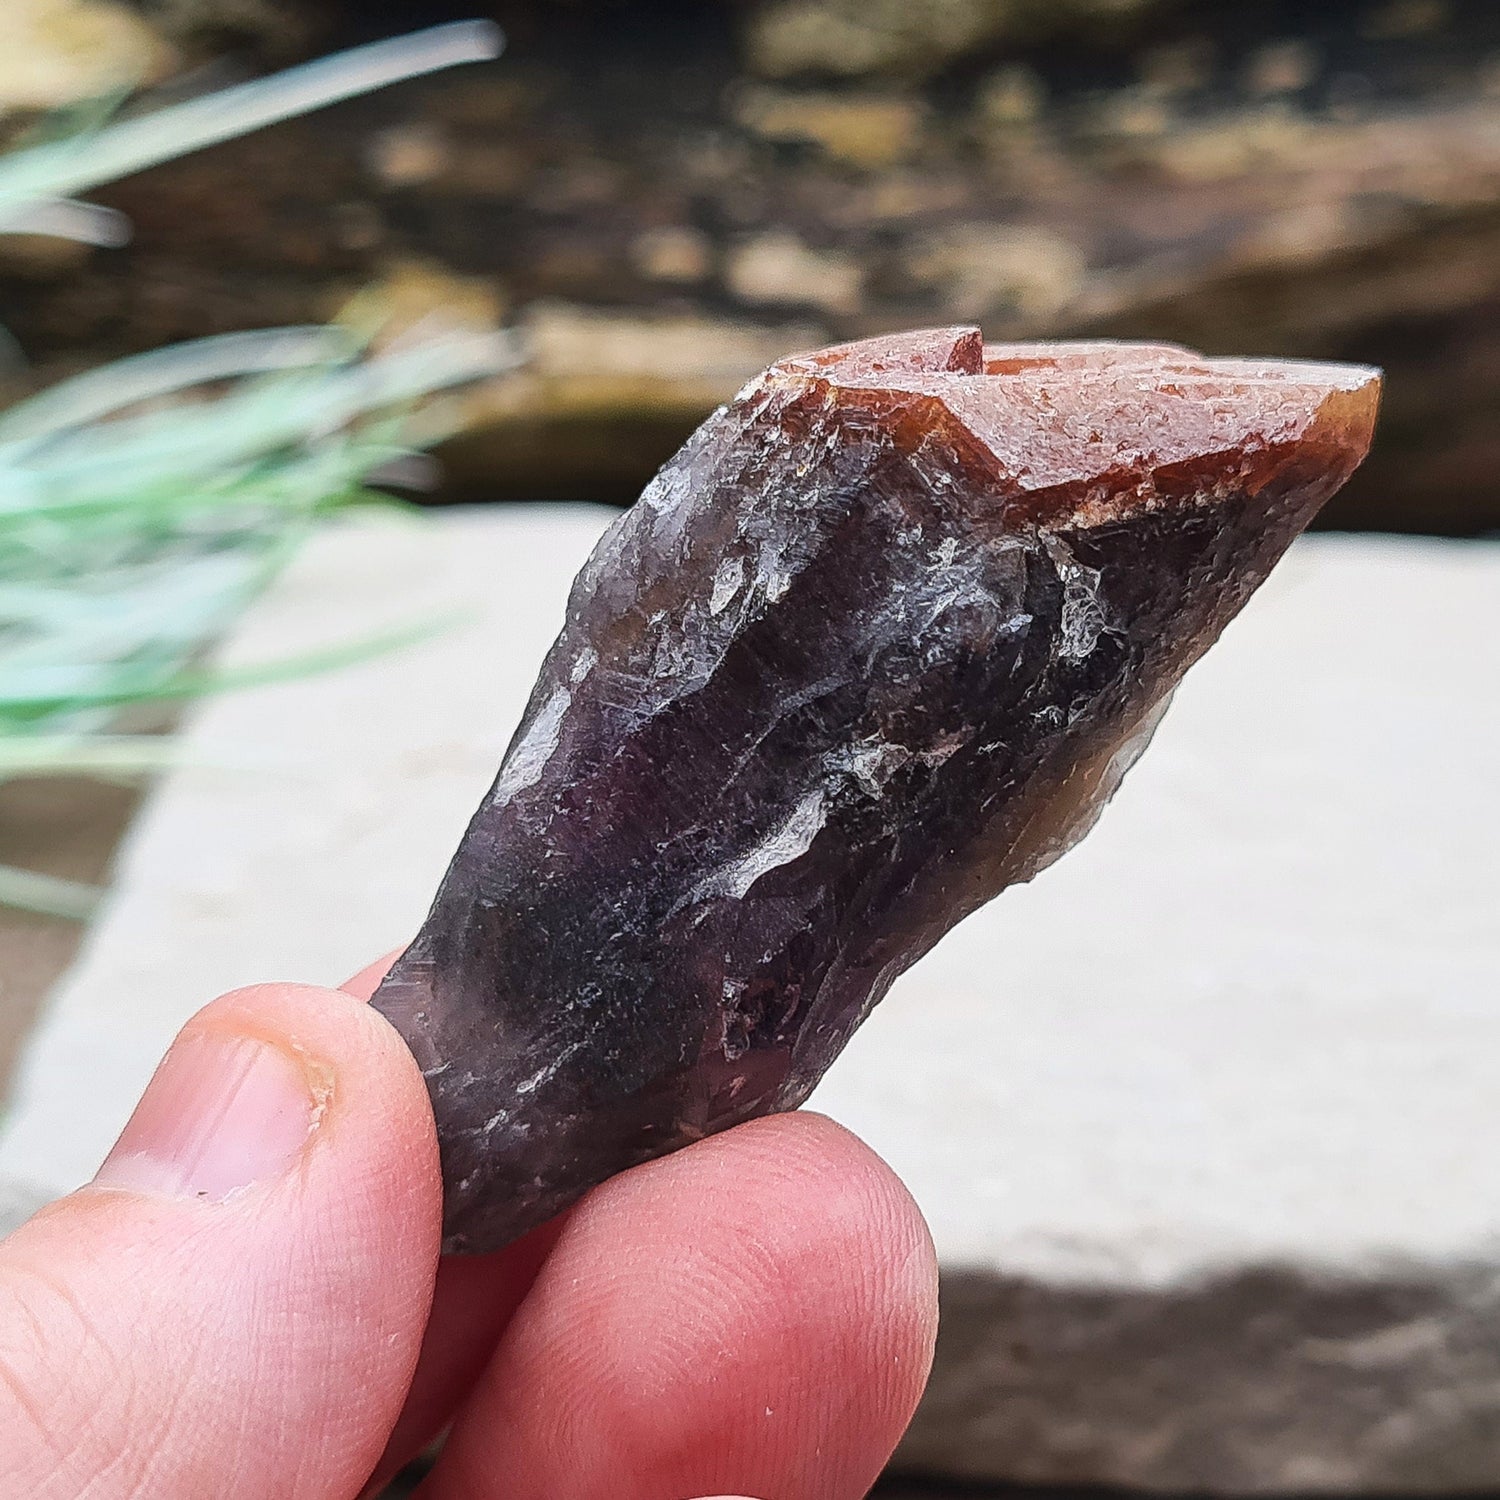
[0,779,138,1107]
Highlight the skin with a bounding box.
[0,955,939,1499]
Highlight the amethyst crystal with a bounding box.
[374,327,1381,1253]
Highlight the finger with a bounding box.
[337,951,563,1490]
[364,1222,562,1495]
[0,983,442,1500]
[422,1112,938,1500]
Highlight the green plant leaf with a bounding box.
[0,22,504,235]
[0,23,519,915]
[0,865,103,921]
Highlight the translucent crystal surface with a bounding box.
[374,327,1381,1253]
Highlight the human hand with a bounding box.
[0,957,938,1498]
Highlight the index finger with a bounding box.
[421,1111,939,1500]
[341,952,562,1494]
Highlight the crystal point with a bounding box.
[373,328,1381,1253]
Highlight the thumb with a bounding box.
[0,982,442,1500]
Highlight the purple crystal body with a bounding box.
[374,327,1381,1253]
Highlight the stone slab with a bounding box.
[0,506,1496,1492]
[0,505,618,1197]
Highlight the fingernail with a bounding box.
[94,1032,319,1202]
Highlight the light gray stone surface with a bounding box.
[0,506,1496,1492]
[0,506,616,1198]
[0,1177,46,1238]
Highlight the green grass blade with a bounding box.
[0,25,512,914]
[0,327,351,443]
[0,736,199,778]
[0,614,461,716]
[0,198,130,246]
[0,865,103,920]
[0,21,504,228]
[0,330,518,516]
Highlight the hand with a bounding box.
[0,957,938,1498]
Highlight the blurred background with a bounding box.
[3,0,1498,532]
[0,2,1497,1496]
